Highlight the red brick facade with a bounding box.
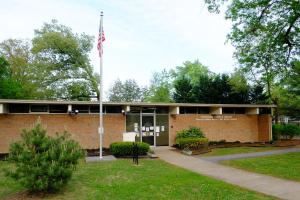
[0,113,272,153]
[0,114,125,153]
[169,114,272,146]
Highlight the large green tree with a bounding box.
[0,56,26,99]
[0,20,99,100]
[205,0,300,119]
[108,79,142,102]
[31,19,99,100]
[144,69,173,103]
[0,39,37,98]
[171,60,211,85]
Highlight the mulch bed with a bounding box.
[209,139,300,149]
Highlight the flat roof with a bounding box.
[0,99,276,108]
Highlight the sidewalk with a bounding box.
[197,147,300,163]
[155,146,300,200]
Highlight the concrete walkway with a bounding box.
[154,146,300,200]
[197,148,300,163]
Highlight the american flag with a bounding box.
[97,29,105,57]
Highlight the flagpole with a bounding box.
[99,11,104,159]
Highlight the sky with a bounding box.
[0,0,235,94]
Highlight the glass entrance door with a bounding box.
[141,115,155,146]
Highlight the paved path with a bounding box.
[154,146,300,200]
[197,148,300,163]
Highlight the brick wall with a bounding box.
[169,114,271,146]
[0,114,125,153]
[258,114,272,142]
[0,113,272,153]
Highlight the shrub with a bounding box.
[176,127,205,139]
[176,138,209,150]
[6,122,84,193]
[272,124,283,140]
[272,124,300,140]
[110,142,150,156]
[282,124,300,139]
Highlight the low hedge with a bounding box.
[176,138,209,150]
[110,142,150,156]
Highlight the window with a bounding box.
[223,107,245,114]
[9,104,29,113]
[90,105,99,113]
[223,108,235,114]
[30,104,48,112]
[142,107,155,113]
[179,107,197,114]
[129,106,141,113]
[198,107,209,114]
[49,105,68,113]
[259,108,271,114]
[72,105,89,113]
[105,106,122,113]
[156,107,169,114]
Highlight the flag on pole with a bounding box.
[97,29,105,57]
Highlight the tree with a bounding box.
[144,69,173,102]
[205,0,300,120]
[108,79,142,102]
[31,19,99,100]
[171,60,211,85]
[249,84,268,104]
[0,39,38,98]
[280,61,300,117]
[173,77,194,103]
[6,121,83,192]
[0,20,99,100]
[0,56,26,99]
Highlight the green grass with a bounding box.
[222,152,300,182]
[0,161,24,199]
[0,159,275,200]
[201,147,283,157]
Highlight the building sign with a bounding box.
[196,115,237,121]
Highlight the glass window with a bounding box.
[142,107,155,113]
[129,106,141,113]
[90,105,99,113]
[72,105,89,113]
[105,106,122,113]
[198,107,209,114]
[259,108,271,114]
[179,107,198,114]
[223,107,245,114]
[223,107,235,114]
[31,104,48,112]
[235,108,245,114]
[49,105,68,113]
[156,114,169,146]
[126,114,140,133]
[156,107,169,114]
[9,104,29,113]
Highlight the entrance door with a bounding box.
[141,115,155,146]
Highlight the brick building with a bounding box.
[0,99,275,153]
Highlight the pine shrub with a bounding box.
[6,122,84,193]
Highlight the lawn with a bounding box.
[0,159,275,200]
[222,152,300,182]
[201,147,283,157]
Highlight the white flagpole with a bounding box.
[99,11,104,159]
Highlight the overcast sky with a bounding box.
[0,0,235,94]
